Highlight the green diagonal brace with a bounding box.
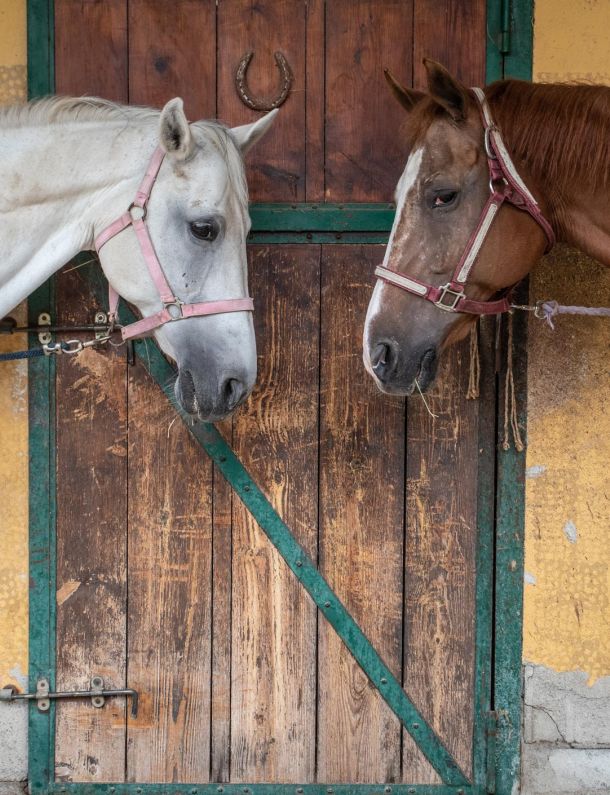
[89,276,468,787]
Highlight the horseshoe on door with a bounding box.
[235,50,293,111]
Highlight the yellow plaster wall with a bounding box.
[524,0,610,683]
[0,0,28,692]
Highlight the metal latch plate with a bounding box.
[0,677,138,716]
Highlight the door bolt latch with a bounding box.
[0,677,138,716]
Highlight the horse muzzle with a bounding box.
[366,340,438,395]
[175,365,253,421]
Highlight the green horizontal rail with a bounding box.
[249,203,396,232]
[51,785,477,795]
[85,269,467,788]
[247,232,390,244]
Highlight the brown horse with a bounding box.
[363,59,610,395]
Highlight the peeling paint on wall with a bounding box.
[525,0,610,692]
[0,0,28,783]
[524,250,610,685]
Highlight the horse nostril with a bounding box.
[371,341,397,382]
[223,377,247,411]
[179,369,197,410]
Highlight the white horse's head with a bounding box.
[96,99,276,421]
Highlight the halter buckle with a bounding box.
[484,125,499,159]
[435,284,465,312]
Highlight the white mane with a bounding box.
[0,95,249,207]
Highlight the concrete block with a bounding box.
[0,783,26,795]
[524,664,610,746]
[522,746,610,794]
[0,701,27,781]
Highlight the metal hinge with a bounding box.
[486,710,498,794]
[0,677,138,717]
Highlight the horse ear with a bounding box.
[423,58,469,121]
[230,108,279,154]
[159,98,194,160]
[384,68,425,112]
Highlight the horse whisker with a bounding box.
[414,378,439,419]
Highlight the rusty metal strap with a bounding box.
[106,293,468,787]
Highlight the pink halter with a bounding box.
[95,146,254,341]
[374,87,555,315]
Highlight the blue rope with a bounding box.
[0,348,46,361]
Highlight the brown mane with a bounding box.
[402,80,610,196]
[486,79,610,194]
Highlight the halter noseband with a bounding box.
[95,146,253,341]
[374,87,555,315]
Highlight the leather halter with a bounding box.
[374,87,555,315]
[95,146,254,341]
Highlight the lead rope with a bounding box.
[466,324,480,400]
[503,313,524,452]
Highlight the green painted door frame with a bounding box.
[25,1,531,793]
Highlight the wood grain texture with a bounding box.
[230,246,320,782]
[54,270,128,783]
[54,0,128,102]
[401,2,485,781]
[325,0,414,202]
[54,4,129,781]
[317,245,404,783]
[217,1,307,202]
[305,0,325,201]
[128,0,216,119]
[412,0,486,89]
[402,343,479,784]
[210,423,234,783]
[125,357,214,783]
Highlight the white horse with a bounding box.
[0,96,277,421]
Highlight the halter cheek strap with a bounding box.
[374,87,556,315]
[95,145,253,341]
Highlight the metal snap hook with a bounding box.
[235,50,293,111]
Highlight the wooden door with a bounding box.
[51,0,492,788]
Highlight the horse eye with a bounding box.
[432,190,458,208]
[189,220,219,241]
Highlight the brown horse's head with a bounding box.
[363,60,549,395]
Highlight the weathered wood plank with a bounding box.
[317,245,405,783]
[210,422,234,783]
[217,1,307,202]
[128,0,216,119]
[54,3,129,781]
[54,270,128,783]
[401,3,485,781]
[325,1,414,202]
[230,246,320,782]
[125,357,214,782]
[305,0,325,201]
[412,0,486,90]
[402,344,479,784]
[55,0,128,102]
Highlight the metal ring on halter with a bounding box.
[163,300,184,320]
[128,203,147,222]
